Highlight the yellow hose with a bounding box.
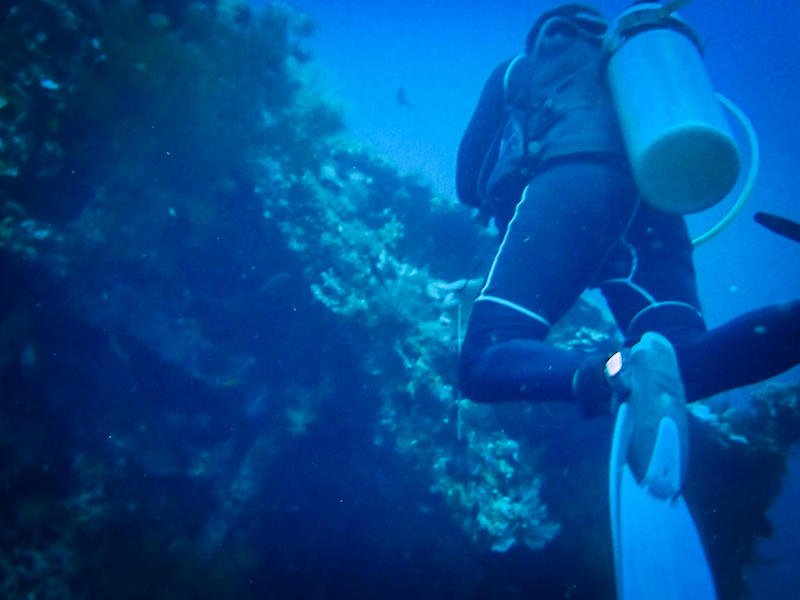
[692,93,760,246]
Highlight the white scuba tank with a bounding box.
[605,3,740,214]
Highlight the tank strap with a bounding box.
[603,4,703,58]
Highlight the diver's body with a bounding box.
[457,4,800,414]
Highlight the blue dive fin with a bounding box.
[609,333,717,600]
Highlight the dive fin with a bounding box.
[754,211,800,243]
[609,333,717,600]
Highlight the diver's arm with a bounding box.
[455,60,510,207]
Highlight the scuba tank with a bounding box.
[604,2,741,214]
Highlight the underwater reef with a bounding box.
[1,1,799,598]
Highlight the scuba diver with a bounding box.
[456,0,799,424]
[455,2,800,597]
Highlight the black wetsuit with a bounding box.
[457,11,800,412]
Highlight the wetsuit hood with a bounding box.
[525,4,607,52]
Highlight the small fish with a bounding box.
[396,87,413,110]
[754,211,800,243]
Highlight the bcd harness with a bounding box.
[478,8,627,221]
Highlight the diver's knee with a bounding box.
[458,299,550,402]
[627,302,706,347]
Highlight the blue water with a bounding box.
[273,0,800,595]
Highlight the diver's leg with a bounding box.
[459,159,638,404]
[576,204,703,415]
[597,203,800,402]
[596,202,705,343]
[459,300,582,403]
[672,301,800,400]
